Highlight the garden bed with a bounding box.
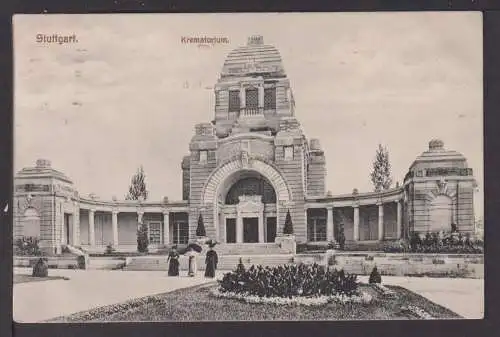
[13,274,69,284]
[47,283,461,322]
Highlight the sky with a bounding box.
[13,12,483,218]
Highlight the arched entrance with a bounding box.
[218,170,278,243]
[202,156,291,244]
[22,207,41,238]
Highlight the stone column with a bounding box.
[396,200,402,239]
[327,206,334,242]
[163,211,170,245]
[73,202,80,246]
[137,211,144,228]
[89,209,95,247]
[61,211,66,245]
[236,216,243,243]
[378,203,384,241]
[353,206,359,241]
[258,212,265,243]
[240,86,246,109]
[258,84,264,109]
[112,210,119,247]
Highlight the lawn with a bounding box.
[48,282,461,322]
[13,274,69,284]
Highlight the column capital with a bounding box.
[352,202,360,209]
[89,208,96,214]
[112,210,119,215]
[163,210,170,216]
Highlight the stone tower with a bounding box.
[403,139,476,235]
[182,36,327,243]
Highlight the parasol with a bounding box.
[205,239,218,248]
[187,242,203,253]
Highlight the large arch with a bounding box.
[202,157,291,204]
[429,195,453,232]
[22,207,41,238]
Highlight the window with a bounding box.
[284,146,294,160]
[199,150,208,164]
[307,216,327,242]
[264,88,276,109]
[245,88,258,108]
[173,221,189,244]
[148,222,162,245]
[228,90,240,112]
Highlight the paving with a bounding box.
[13,267,215,323]
[13,268,483,322]
[368,276,484,319]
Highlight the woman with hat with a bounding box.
[166,245,180,276]
[204,240,218,278]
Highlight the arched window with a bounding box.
[22,207,41,238]
[429,195,453,232]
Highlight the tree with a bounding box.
[137,224,149,253]
[283,209,294,235]
[125,165,149,200]
[370,144,393,192]
[196,213,206,237]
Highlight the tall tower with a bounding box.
[183,36,326,243]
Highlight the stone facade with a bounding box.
[13,36,477,255]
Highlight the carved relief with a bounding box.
[237,195,264,215]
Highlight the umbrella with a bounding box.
[206,239,218,248]
[187,242,203,253]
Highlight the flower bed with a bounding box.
[210,287,372,306]
[384,233,483,254]
[218,262,359,299]
[401,305,435,319]
[371,283,397,298]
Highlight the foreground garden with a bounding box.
[48,262,461,322]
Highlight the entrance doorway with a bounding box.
[266,217,277,243]
[243,217,259,243]
[226,218,236,243]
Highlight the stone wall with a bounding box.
[294,252,484,279]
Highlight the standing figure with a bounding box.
[204,241,218,278]
[167,246,180,276]
[185,247,198,277]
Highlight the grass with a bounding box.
[13,274,70,284]
[48,283,461,322]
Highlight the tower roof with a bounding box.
[15,159,73,183]
[410,139,467,171]
[221,35,286,78]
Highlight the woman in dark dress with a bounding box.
[167,246,180,276]
[204,242,218,278]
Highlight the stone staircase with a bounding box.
[215,243,290,255]
[123,253,294,271]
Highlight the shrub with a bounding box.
[196,214,206,237]
[368,267,382,284]
[218,263,358,298]
[105,243,115,255]
[32,258,48,277]
[283,210,294,235]
[338,230,346,250]
[137,224,149,253]
[15,236,41,256]
[77,255,87,269]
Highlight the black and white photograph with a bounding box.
[12,12,483,322]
